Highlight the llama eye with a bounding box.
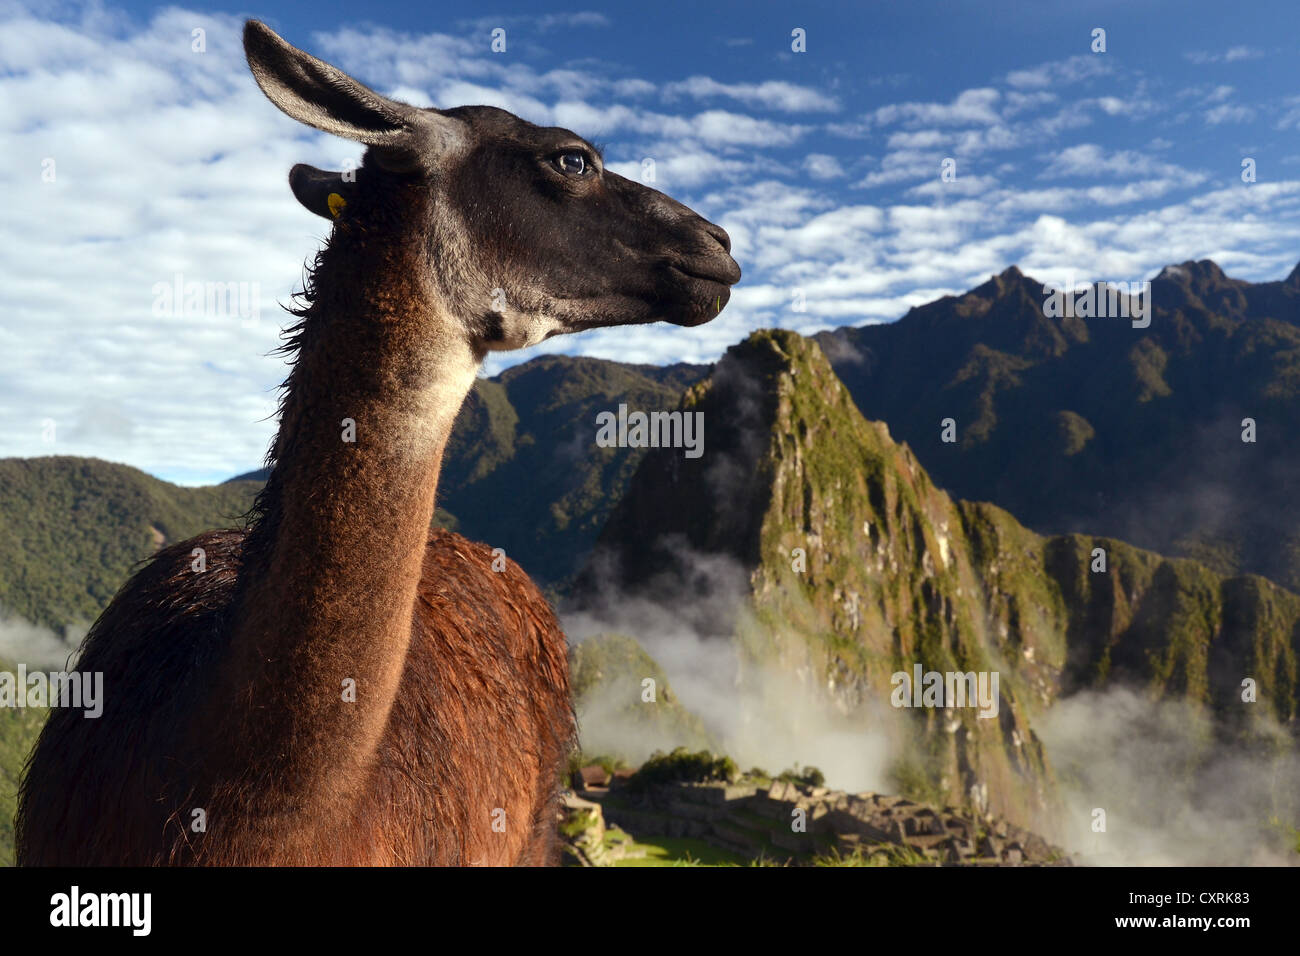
[554,152,587,175]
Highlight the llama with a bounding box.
[16,20,740,866]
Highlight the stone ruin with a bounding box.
[561,775,1071,866]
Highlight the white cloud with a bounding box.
[886,129,948,149]
[692,110,807,146]
[664,76,838,113]
[872,87,1001,127]
[1277,96,1300,130]
[1205,103,1256,125]
[1005,55,1110,89]
[855,150,940,189]
[905,174,1001,199]
[456,11,612,34]
[1185,46,1265,64]
[1086,94,1157,118]
[1041,144,1205,186]
[1223,45,1264,62]
[551,102,807,146]
[435,81,551,120]
[1003,90,1057,115]
[606,148,769,189]
[613,78,655,97]
[802,153,846,179]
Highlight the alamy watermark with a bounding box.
[151,272,260,327]
[890,664,999,718]
[50,886,150,936]
[1,665,103,718]
[1042,273,1151,328]
[595,404,704,459]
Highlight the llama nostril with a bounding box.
[703,221,732,254]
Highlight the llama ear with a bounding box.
[243,20,463,171]
[289,164,359,221]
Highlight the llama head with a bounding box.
[244,20,741,353]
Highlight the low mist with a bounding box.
[1039,687,1299,865]
[563,545,898,794]
[0,612,85,671]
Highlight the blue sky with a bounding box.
[4,0,1300,483]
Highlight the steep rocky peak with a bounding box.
[1286,260,1300,290]
[1155,259,1228,286]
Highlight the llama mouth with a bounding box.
[669,262,741,287]
[665,261,738,325]
[666,284,732,327]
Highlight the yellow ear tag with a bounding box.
[327,192,347,218]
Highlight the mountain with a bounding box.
[574,329,1300,843]
[437,357,708,592]
[0,460,262,866]
[16,259,1298,633]
[0,457,261,634]
[814,259,1300,593]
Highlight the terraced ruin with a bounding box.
[561,769,1070,866]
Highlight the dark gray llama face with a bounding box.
[244,20,741,351]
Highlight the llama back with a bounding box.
[15,529,575,865]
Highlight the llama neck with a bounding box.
[206,210,479,840]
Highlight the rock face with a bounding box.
[575,329,1300,836]
[559,791,641,867]
[579,778,1068,866]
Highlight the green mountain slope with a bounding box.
[816,259,1300,593]
[0,457,261,634]
[576,329,1300,836]
[0,655,44,867]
